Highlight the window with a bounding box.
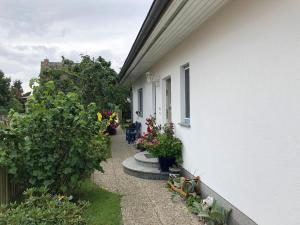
[184,66,190,119]
[137,88,143,116]
[180,64,190,125]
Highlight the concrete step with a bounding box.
[134,151,159,168]
[122,156,169,180]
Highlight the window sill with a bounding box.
[178,122,191,128]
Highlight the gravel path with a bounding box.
[93,128,200,225]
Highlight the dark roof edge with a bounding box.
[118,0,171,83]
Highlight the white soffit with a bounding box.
[127,0,229,83]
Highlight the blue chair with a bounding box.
[126,122,141,144]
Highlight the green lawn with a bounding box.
[78,180,122,225]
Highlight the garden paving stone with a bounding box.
[93,128,202,225]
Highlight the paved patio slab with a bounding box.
[93,128,201,225]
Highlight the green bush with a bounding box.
[8,97,24,113]
[0,81,107,194]
[0,187,88,225]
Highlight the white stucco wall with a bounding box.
[131,1,300,224]
[132,75,153,131]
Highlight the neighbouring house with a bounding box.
[119,1,300,225]
[40,58,75,84]
[41,58,63,69]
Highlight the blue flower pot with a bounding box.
[158,156,176,172]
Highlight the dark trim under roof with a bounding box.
[118,0,171,83]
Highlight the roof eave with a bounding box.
[119,0,171,84]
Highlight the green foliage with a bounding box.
[0,97,24,115]
[186,195,202,214]
[190,200,231,225]
[182,179,197,194]
[77,180,121,225]
[39,55,130,112]
[0,81,108,194]
[0,187,88,225]
[147,133,183,164]
[8,97,23,113]
[0,72,24,114]
[0,70,12,110]
[10,80,23,100]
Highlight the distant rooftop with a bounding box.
[41,59,63,70]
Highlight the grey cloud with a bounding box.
[0,0,152,38]
[0,0,153,91]
[0,44,59,65]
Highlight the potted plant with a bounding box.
[146,123,183,172]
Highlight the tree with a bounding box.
[0,70,11,108]
[11,80,23,100]
[39,55,130,113]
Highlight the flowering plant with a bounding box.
[163,122,174,136]
[98,111,119,135]
[136,116,160,148]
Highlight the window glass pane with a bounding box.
[138,88,143,114]
[140,89,143,113]
[185,68,190,118]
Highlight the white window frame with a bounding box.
[180,64,190,126]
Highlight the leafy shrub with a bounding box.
[0,81,107,194]
[8,97,24,113]
[0,187,88,225]
[0,97,23,115]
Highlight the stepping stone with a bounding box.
[134,151,159,168]
[122,152,169,180]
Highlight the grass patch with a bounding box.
[78,179,122,225]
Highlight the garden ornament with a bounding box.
[201,196,214,210]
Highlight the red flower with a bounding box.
[147,127,152,133]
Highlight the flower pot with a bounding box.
[158,156,176,172]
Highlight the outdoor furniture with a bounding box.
[126,122,141,144]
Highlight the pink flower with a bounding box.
[152,139,159,145]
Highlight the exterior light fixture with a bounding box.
[146,71,160,87]
[145,71,153,83]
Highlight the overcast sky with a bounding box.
[0,0,153,92]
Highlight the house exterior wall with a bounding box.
[132,75,153,127]
[131,1,300,224]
